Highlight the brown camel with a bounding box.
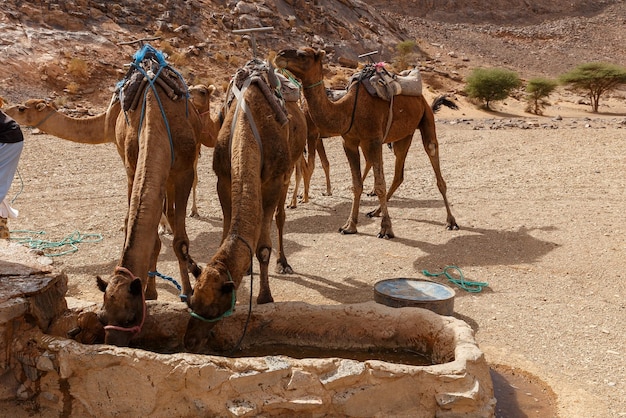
[6,99,119,145]
[275,47,458,238]
[7,96,217,227]
[91,45,204,346]
[184,60,307,351]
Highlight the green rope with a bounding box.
[9,230,103,257]
[10,169,24,205]
[422,265,488,293]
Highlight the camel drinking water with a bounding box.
[184,59,307,351]
[91,44,204,346]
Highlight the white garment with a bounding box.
[0,197,18,218]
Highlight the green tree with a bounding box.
[525,77,557,115]
[464,68,522,110]
[559,62,626,112]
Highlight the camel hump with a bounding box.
[115,43,189,112]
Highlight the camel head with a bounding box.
[184,263,236,352]
[4,99,57,127]
[189,84,216,113]
[274,47,326,85]
[96,269,145,347]
[67,311,105,344]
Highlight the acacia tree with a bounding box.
[525,77,557,115]
[464,68,521,110]
[559,62,626,112]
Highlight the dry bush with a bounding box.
[67,58,88,78]
[64,82,81,95]
[215,52,227,63]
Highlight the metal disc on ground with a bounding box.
[374,278,455,315]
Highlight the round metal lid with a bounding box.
[374,278,455,302]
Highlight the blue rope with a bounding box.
[10,230,103,257]
[148,270,186,301]
[422,265,489,293]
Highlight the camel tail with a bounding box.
[431,95,459,113]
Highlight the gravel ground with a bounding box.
[3,105,625,417]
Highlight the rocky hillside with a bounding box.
[1,0,625,110]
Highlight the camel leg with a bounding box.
[287,158,302,209]
[145,235,160,300]
[316,138,332,196]
[275,175,293,275]
[362,161,373,195]
[168,171,196,299]
[361,139,394,239]
[418,99,459,230]
[257,177,285,304]
[190,147,200,218]
[368,135,412,218]
[301,131,318,203]
[339,140,363,235]
[216,175,233,243]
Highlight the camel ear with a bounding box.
[36,102,46,111]
[208,85,216,95]
[129,278,143,296]
[96,276,108,293]
[317,49,326,60]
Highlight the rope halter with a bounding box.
[189,270,237,323]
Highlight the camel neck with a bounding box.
[213,234,255,288]
[37,111,111,144]
[301,78,353,137]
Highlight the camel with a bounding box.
[184,59,307,351]
[6,93,217,219]
[275,47,458,238]
[90,44,204,346]
[5,99,119,145]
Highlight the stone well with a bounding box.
[0,241,495,417]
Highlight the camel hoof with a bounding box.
[366,209,382,218]
[447,223,460,231]
[377,232,394,239]
[257,294,274,305]
[276,262,293,275]
[338,227,357,235]
[322,192,332,196]
[190,212,200,218]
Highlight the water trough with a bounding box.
[0,241,495,417]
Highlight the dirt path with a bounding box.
[5,112,626,417]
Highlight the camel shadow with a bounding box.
[391,222,559,281]
[269,271,373,305]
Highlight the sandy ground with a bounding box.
[3,95,626,417]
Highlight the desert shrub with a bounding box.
[464,67,521,110]
[393,40,424,71]
[525,77,557,115]
[64,82,80,95]
[67,58,88,78]
[559,62,626,112]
